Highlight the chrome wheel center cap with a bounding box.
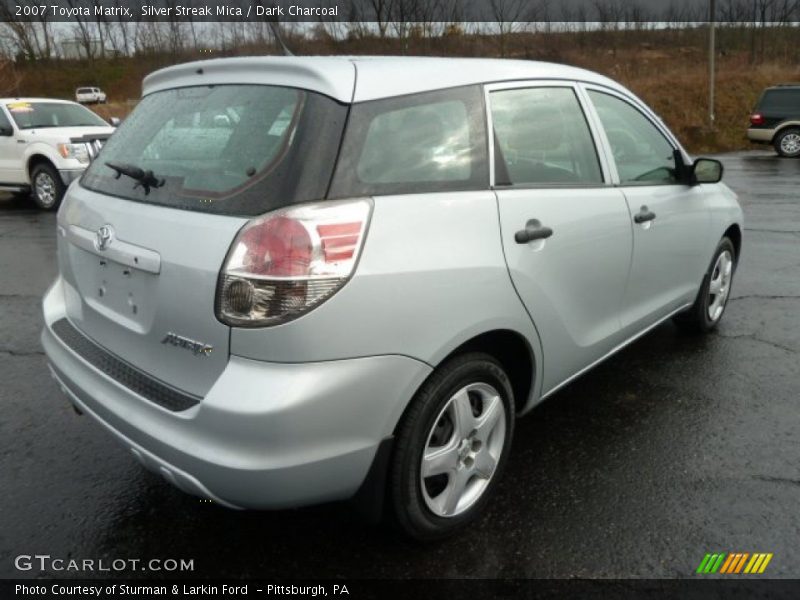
[458,438,471,462]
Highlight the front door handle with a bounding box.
[633,206,656,224]
[515,220,553,244]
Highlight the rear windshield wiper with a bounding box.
[105,161,165,195]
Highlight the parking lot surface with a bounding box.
[1,151,799,579]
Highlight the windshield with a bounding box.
[6,101,108,129]
[81,84,348,216]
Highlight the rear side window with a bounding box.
[758,89,800,112]
[81,85,348,216]
[330,85,488,197]
[490,87,603,186]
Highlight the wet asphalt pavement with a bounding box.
[1,151,799,580]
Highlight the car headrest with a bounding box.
[508,108,564,154]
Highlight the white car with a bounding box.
[75,87,107,104]
[0,98,115,209]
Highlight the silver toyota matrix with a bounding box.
[42,57,743,540]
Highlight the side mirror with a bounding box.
[109,117,121,127]
[0,125,12,137]
[692,158,723,184]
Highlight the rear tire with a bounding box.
[774,127,800,158]
[388,352,515,541]
[30,163,65,211]
[674,237,736,333]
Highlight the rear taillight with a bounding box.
[216,199,372,327]
[750,113,765,126]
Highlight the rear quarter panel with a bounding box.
[230,191,544,408]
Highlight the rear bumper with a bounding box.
[41,276,431,509]
[747,127,774,144]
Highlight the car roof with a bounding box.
[143,56,628,103]
[0,97,79,105]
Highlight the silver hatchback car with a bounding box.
[42,57,743,540]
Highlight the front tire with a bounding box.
[674,237,736,333]
[389,353,515,541]
[30,163,65,211]
[774,128,800,158]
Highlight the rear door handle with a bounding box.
[633,207,656,224]
[515,221,553,244]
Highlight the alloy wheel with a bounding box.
[707,250,733,322]
[34,172,57,208]
[420,382,506,518]
[780,132,800,155]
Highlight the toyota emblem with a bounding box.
[94,225,114,251]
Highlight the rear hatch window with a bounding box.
[81,85,348,216]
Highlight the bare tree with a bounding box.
[367,0,394,38]
[489,0,531,56]
[65,0,101,59]
[315,0,349,42]
[0,8,55,61]
[0,57,23,95]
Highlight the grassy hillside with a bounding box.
[6,29,799,154]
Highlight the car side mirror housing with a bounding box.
[692,158,723,184]
[109,117,121,127]
[0,125,12,137]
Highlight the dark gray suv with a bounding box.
[748,84,800,157]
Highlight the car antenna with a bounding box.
[268,18,294,56]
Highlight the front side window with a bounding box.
[490,86,603,186]
[5,102,107,129]
[330,85,488,197]
[588,91,677,185]
[81,85,348,216]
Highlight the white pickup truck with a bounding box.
[75,87,107,104]
[0,98,115,210]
